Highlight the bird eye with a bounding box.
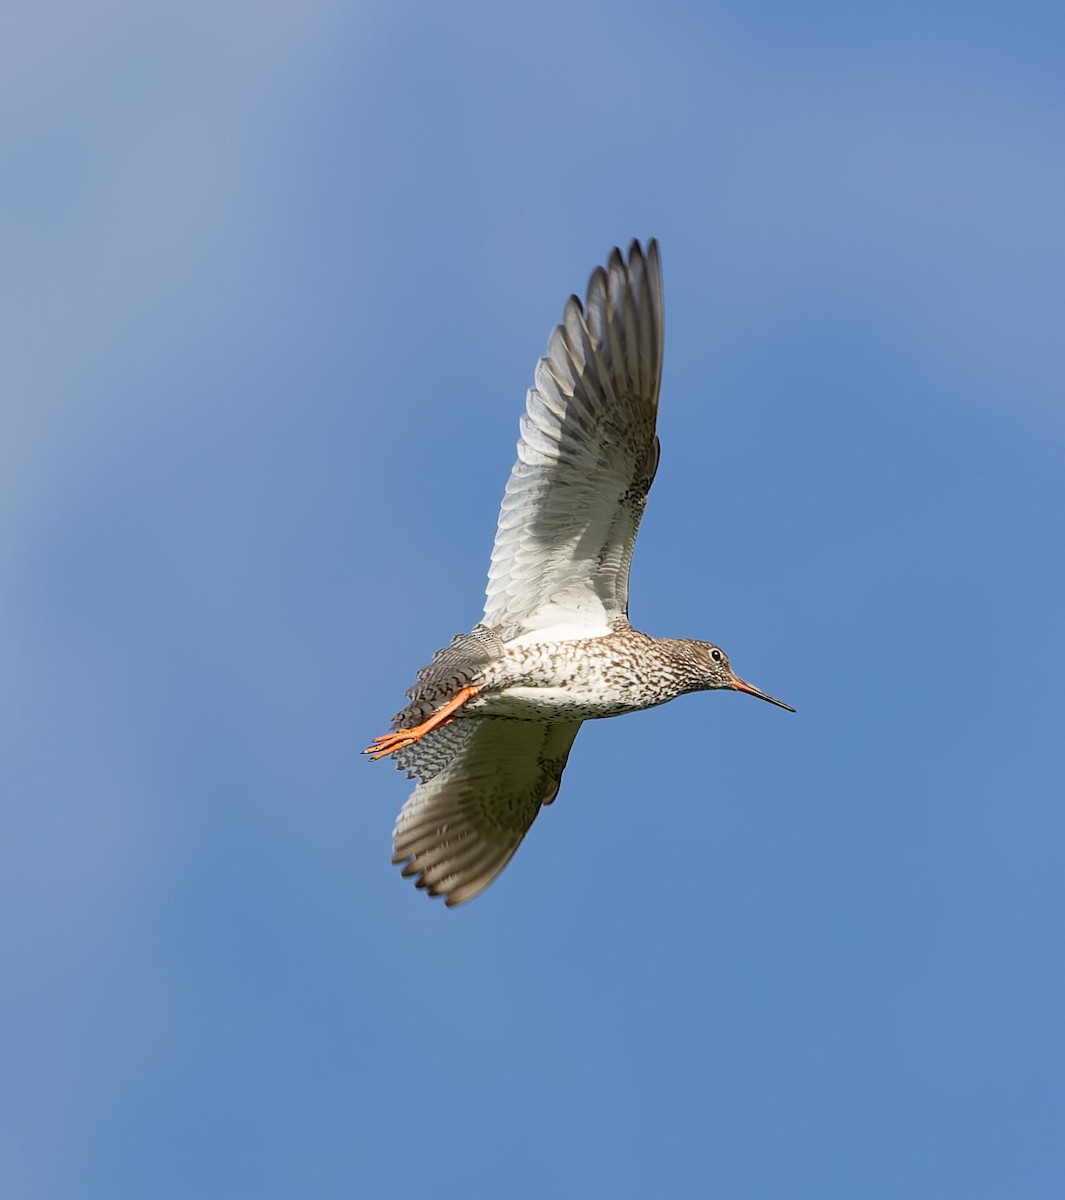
[710,648,723,663]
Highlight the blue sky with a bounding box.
[4,1,1064,1196]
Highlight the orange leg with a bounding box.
[363,685,480,760]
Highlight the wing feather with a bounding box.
[484,239,664,636]
[392,719,582,906]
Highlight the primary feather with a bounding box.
[484,239,664,638]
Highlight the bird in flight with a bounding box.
[366,239,793,906]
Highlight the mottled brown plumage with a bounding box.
[366,240,793,906]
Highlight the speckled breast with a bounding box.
[467,631,695,722]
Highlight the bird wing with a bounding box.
[391,718,583,906]
[484,239,664,639]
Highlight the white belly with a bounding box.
[469,684,636,721]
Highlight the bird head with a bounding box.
[695,642,795,712]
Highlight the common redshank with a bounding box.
[366,239,793,906]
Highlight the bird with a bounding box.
[365,239,794,906]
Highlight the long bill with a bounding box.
[729,674,796,713]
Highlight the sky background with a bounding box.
[3,1,1064,1197]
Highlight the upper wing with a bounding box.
[484,239,664,638]
[392,718,583,906]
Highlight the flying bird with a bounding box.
[366,239,793,906]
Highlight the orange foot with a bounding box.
[363,685,480,761]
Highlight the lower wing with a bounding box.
[391,717,583,906]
